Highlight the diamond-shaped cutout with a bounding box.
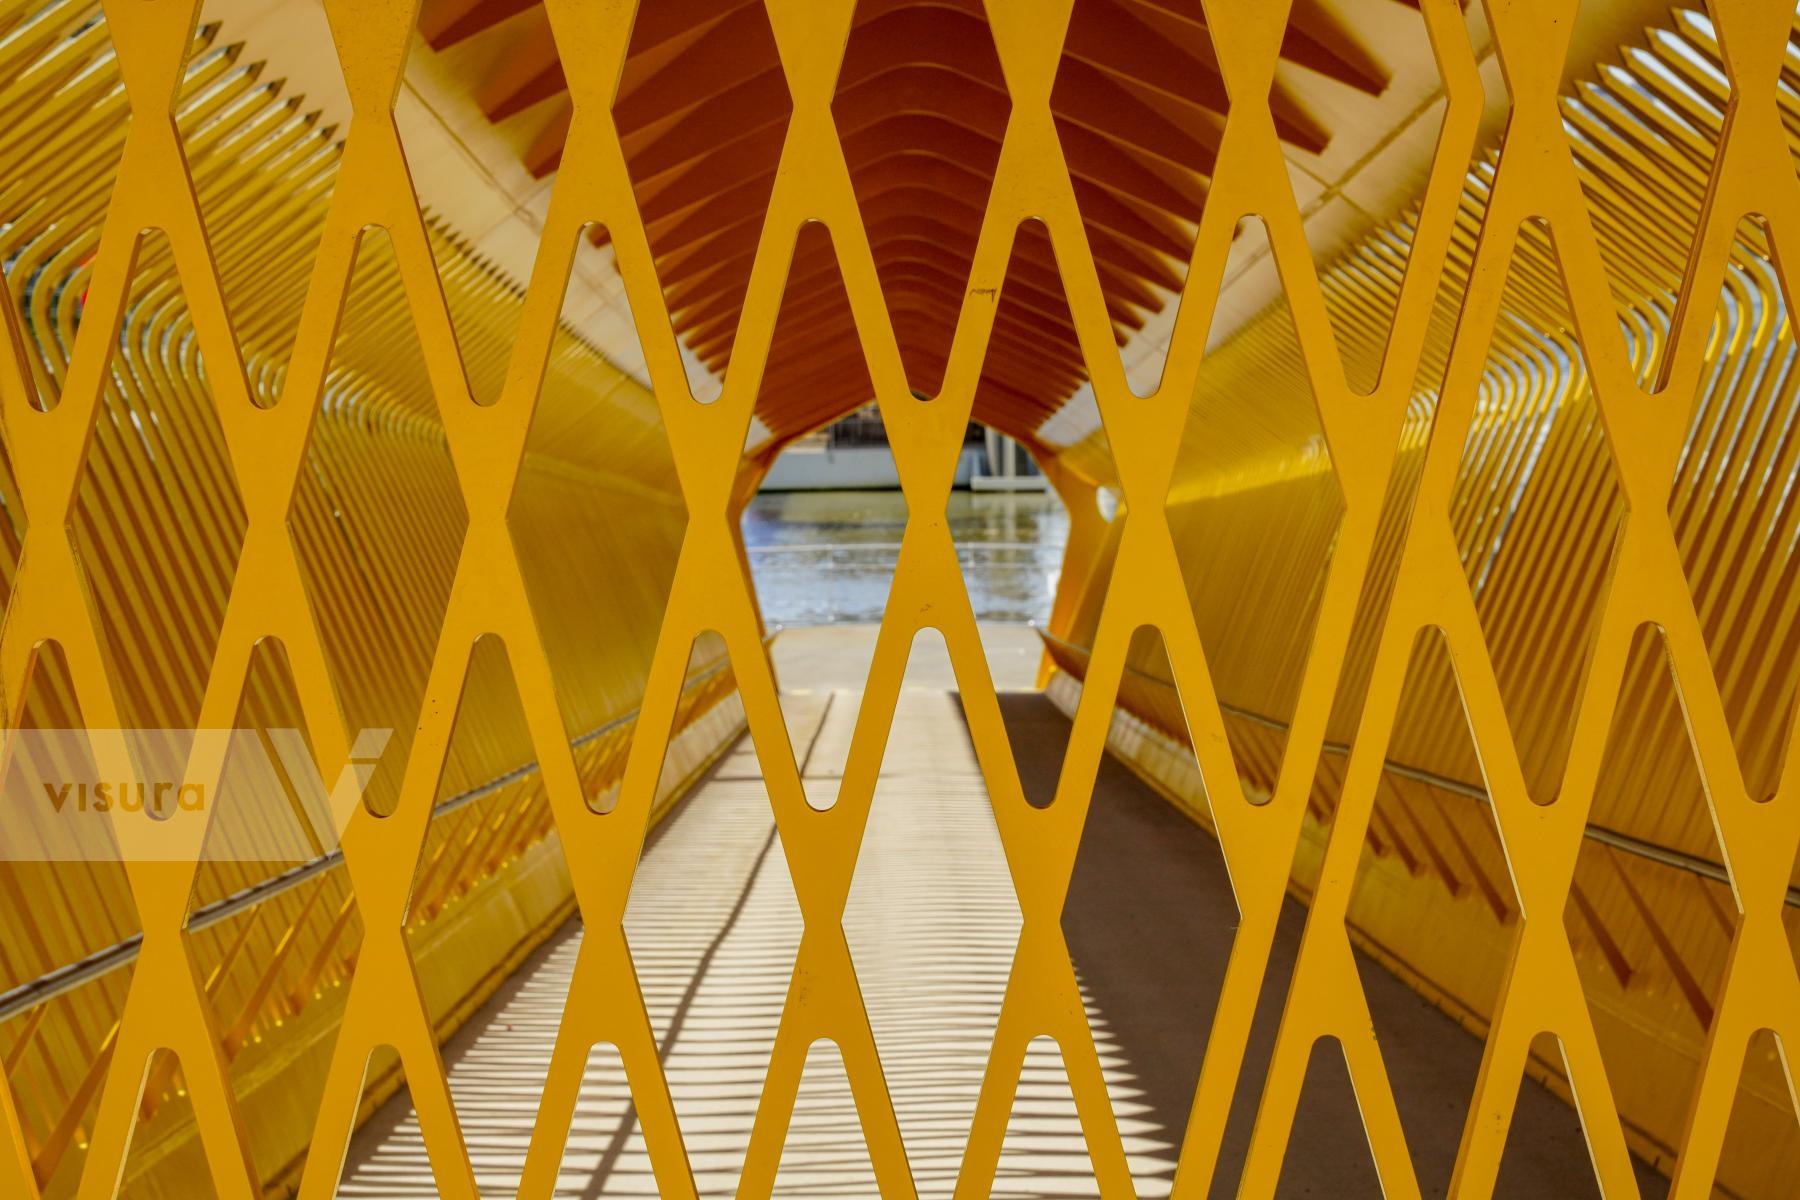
[292,226,466,818]
[1668,215,1798,805]
[180,873,367,1196]
[1001,229,1120,534]
[1047,0,1421,396]
[1567,10,1726,390]
[547,1041,648,1195]
[965,221,1113,640]
[116,1049,226,1200]
[0,308,29,604]
[1271,1037,1384,1196]
[397,26,538,411]
[0,641,135,904]
[620,682,806,1197]
[167,637,351,1183]
[1020,427,1119,688]
[1293,0,1465,396]
[418,1,650,408]
[1031,616,1246,1185]
[749,220,878,442]
[1566,625,1739,1172]
[411,635,539,926]
[613,0,791,401]
[970,229,1083,412]
[334,1042,476,1197]
[835,0,1008,401]
[743,222,893,683]
[0,641,145,1195]
[338,634,531,1193]
[1342,629,1589,1196]
[262,884,366,1132]
[1714,1028,1800,1196]
[1461,1,1511,135]
[184,0,350,407]
[769,1039,881,1194]
[509,223,687,815]
[993,1036,1104,1197]
[0,5,138,413]
[192,639,336,901]
[1052,0,1216,398]
[1050,625,1227,1195]
[631,631,751,819]
[192,644,336,1056]
[845,629,1022,1185]
[1168,228,1344,794]
[71,229,247,732]
[1451,217,1623,802]
[1051,0,1224,399]
[1490,1032,1633,1196]
[416,225,520,410]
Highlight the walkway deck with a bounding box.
[338,627,1665,1198]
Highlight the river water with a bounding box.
[741,489,1070,626]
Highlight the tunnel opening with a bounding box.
[2,2,1799,1199]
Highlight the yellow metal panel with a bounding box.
[0,2,725,1195]
[1042,5,1800,1193]
[0,1,1796,1198]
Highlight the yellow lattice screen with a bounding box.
[0,1,1798,1198]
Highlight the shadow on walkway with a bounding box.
[996,690,1669,1198]
[335,675,1669,1199]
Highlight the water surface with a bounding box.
[741,490,1069,625]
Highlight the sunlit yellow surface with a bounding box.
[0,1,1796,1198]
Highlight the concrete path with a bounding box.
[339,626,1664,1198]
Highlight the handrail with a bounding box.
[0,630,777,1025]
[1031,627,1800,910]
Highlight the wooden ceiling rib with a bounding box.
[420,0,1394,445]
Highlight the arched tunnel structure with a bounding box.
[0,0,1798,1196]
